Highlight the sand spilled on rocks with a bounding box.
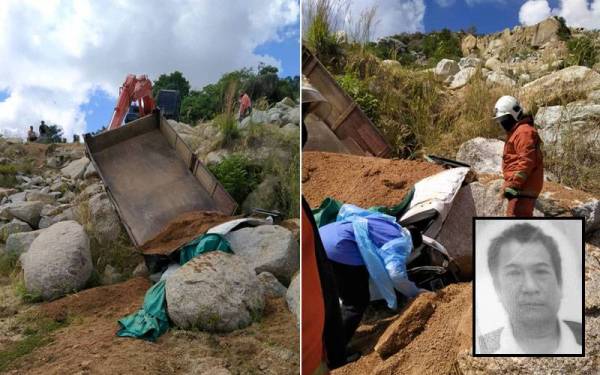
[140,211,235,255]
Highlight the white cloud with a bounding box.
[0,0,299,139]
[519,0,600,29]
[346,0,426,40]
[519,0,552,25]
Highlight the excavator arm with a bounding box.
[108,74,156,130]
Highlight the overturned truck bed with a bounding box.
[84,112,237,254]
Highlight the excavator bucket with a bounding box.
[84,111,237,249]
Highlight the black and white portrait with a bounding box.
[474,218,584,356]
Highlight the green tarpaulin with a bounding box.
[311,187,415,228]
[117,233,232,342]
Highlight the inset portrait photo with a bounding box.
[473,218,584,356]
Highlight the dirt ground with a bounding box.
[333,283,472,375]
[140,211,235,256]
[2,277,299,374]
[302,151,444,208]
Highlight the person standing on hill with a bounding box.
[238,91,252,122]
[493,96,544,217]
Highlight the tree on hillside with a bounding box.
[180,65,299,125]
[153,71,191,98]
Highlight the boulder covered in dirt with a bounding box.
[21,220,92,300]
[456,137,504,174]
[88,193,121,244]
[165,251,264,332]
[571,199,600,234]
[286,272,300,325]
[225,225,299,285]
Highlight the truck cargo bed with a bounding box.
[84,112,237,249]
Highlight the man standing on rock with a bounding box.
[493,96,544,217]
[238,90,252,122]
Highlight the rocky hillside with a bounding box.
[0,101,300,373]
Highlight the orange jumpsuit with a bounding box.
[502,116,544,216]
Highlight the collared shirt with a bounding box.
[480,319,582,355]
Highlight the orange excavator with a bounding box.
[108,74,155,131]
[108,74,181,130]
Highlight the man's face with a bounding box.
[493,240,562,325]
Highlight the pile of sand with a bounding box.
[302,151,443,208]
[334,283,472,375]
[140,211,234,255]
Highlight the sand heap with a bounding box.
[140,211,234,255]
[302,151,444,208]
[333,283,472,375]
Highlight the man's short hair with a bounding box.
[487,223,562,286]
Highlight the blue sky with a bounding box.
[424,0,559,34]
[0,1,300,140]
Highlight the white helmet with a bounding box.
[493,95,523,121]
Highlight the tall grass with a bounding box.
[215,81,240,147]
[303,0,347,68]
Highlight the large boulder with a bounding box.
[225,225,299,285]
[461,34,477,56]
[449,67,477,89]
[240,110,270,128]
[286,273,300,325]
[434,59,459,80]
[531,17,561,47]
[5,201,44,227]
[520,66,600,107]
[88,193,121,244]
[4,230,44,255]
[535,104,600,144]
[165,252,264,332]
[0,219,32,242]
[21,221,92,300]
[468,179,507,216]
[456,137,504,174]
[61,157,90,180]
[458,57,482,70]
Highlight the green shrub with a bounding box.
[336,73,379,121]
[566,35,598,68]
[556,16,571,41]
[0,252,19,277]
[209,154,261,205]
[422,29,462,64]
